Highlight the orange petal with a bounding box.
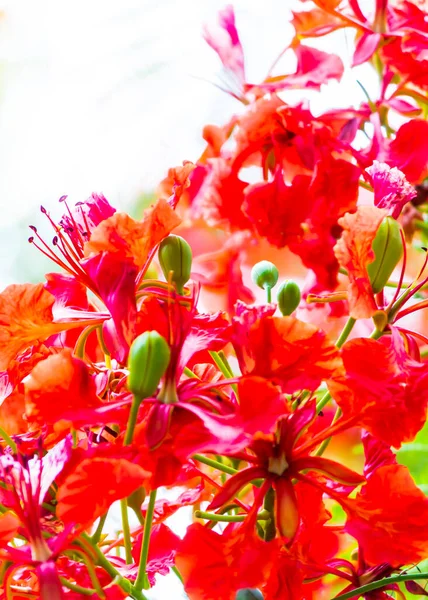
[0,388,27,437]
[84,198,181,268]
[334,205,387,319]
[0,512,20,543]
[273,478,299,541]
[0,284,91,371]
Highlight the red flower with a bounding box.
[344,464,428,567]
[175,523,277,600]
[328,333,428,448]
[232,302,342,394]
[208,403,364,542]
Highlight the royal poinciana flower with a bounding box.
[0,438,73,599]
[207,402,364,542]
[2,2,428,598]
[132,284,246,455]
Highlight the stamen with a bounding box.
[61,197,86,255]
[388,228,407,309]
[29,238,73,273]
[78,203,91,240]
[396,326,428,347]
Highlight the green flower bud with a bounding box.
[127,486,146,520]
[367,216,403,294]
[158,235,192,294]
[235,591,263,600]
[251,261,279,291]
[128,331,171,398]
[276,280,301,316]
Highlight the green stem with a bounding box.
[91,512,108,545]
[335,317,356,349]
[74,324,99,359]
[0,428,17,453]
[334,571,428,600]
[266,285,272,303]
[209,351,238,394]
[81,533,148,600]
[316,390,331,413]
[172,565,184,583]
[59,578,96,596]
[315,407,342,456]
[193,454,238,475]
[195,510,270,523]
[370,327,384,340]
[183,366,198,379]
[316,317,356,414]
[134,489,157,592]
[124,394,142,446]
[64,548,106,598]
[209,351,233,378]
[120,499,133,564]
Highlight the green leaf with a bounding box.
[397,419,428,489]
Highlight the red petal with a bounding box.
[328,335,428,448]
[344,464,428,566]
[208,466,267,511]
[57,457,150,528]
[292,456,364,486]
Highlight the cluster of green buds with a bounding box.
[158,234,192,294]
[251,260,301,315]
[367,216,403,294]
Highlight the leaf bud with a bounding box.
[367,216,403,294]
[276,280,301,316]
[128,331,171,399]
[158,234,192,294]
[251,261,279,291]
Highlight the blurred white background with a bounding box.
[0,0,376,288]
[0,1,376,596]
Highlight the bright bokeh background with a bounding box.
[0,1,387,597]
[0,0,377,288]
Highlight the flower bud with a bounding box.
[158,235,192,294]
[367,216,403,294]
[235,590,263,600]
[277,280,301,316]
[127,485,146,519]
[251,261,279,291]
[128,331,171,398]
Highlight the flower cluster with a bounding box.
[1,1,428,598]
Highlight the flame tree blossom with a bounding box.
[2,2,428,599]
